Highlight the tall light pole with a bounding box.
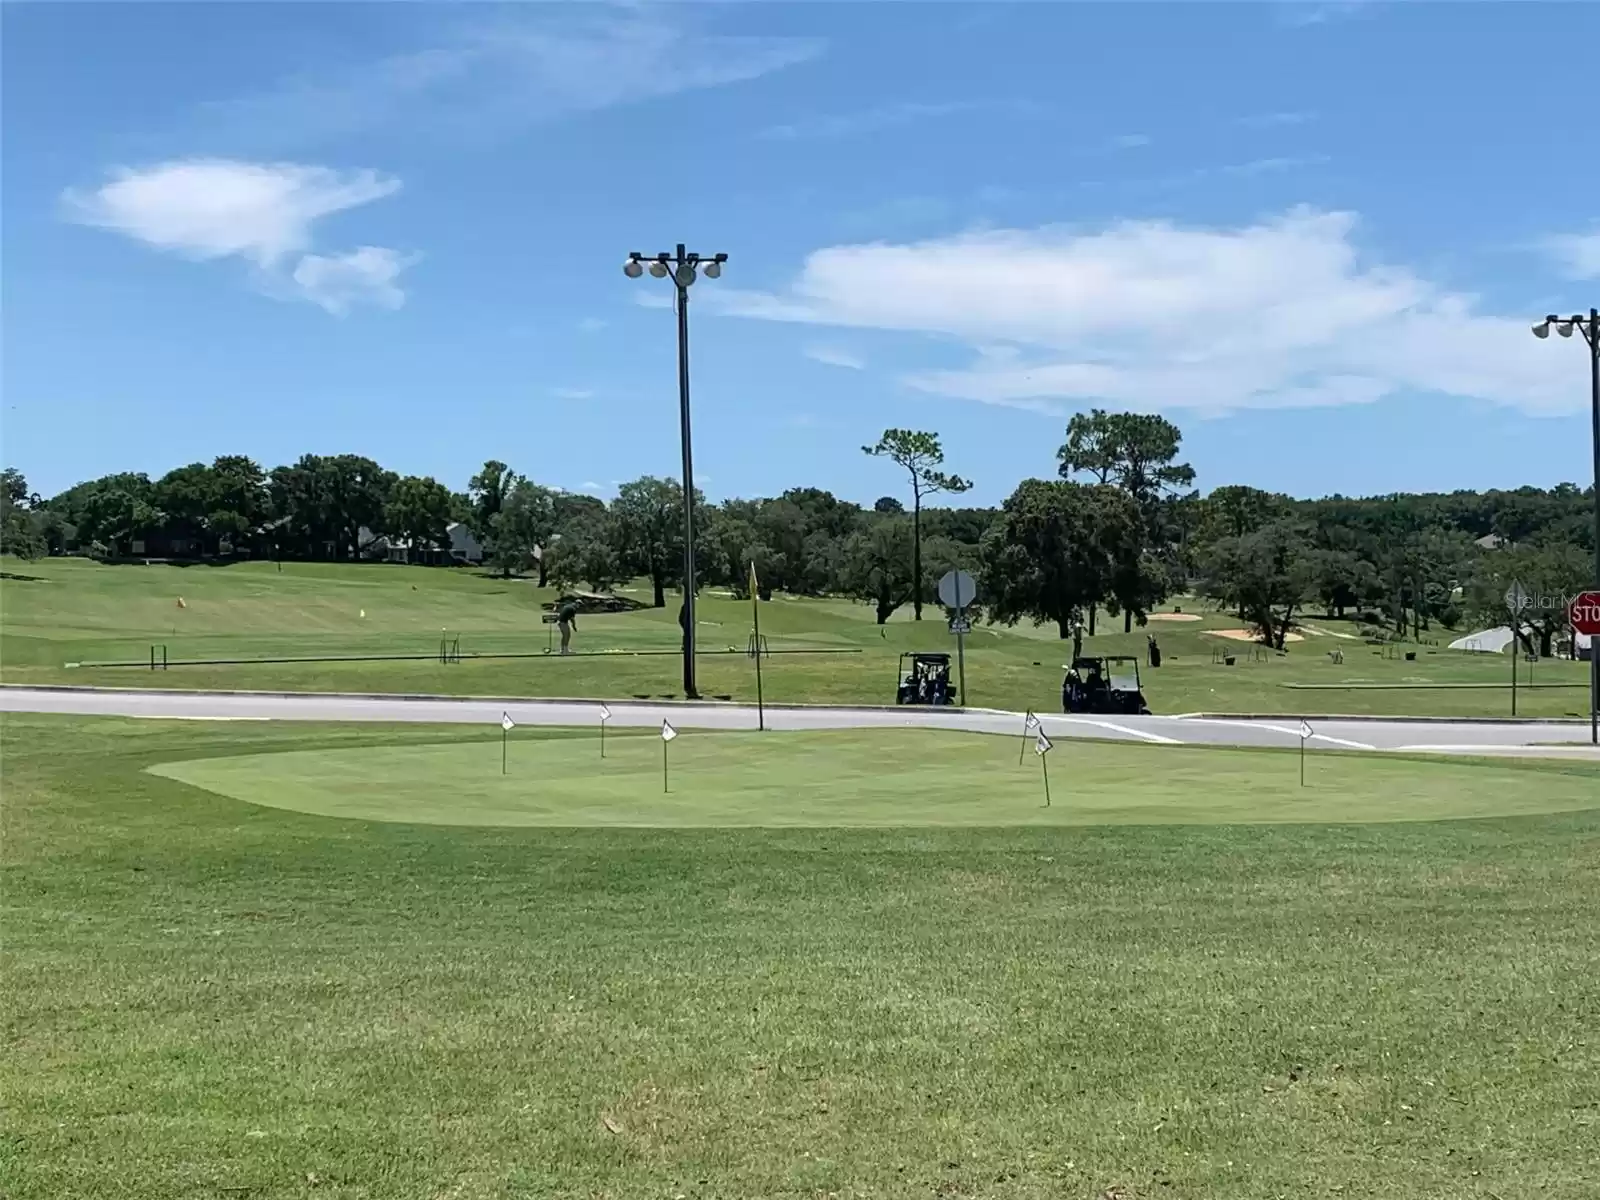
[625,245,727,700]
[1533,308,1600,744]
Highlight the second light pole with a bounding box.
[625,245,727,700]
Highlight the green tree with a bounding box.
[0,468,45,559]
[980,480,1142,639]
[490,480,557,583]
[1057,409,1195,504]
[834,515,952,625]
[863,428,972,620]
[468,461,521,560]
[609,476,697,608]
[1197,520,1317,649]
[545,510,624,594]
[384,476,454,561]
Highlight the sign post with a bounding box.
[1506,581,1531,717]
[599,702,612,758]
[1297,719,1313,788]
[661,719,677,793]
[1569,589,1600,745]
[938,569,978,707]
[749,561,765,732]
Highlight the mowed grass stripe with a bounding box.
[147,728,1600,827]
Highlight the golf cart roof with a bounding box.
[903,652,951,663]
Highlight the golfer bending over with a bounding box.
[557,599,579,655]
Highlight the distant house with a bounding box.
[1475,533,1509,551]
[356,522,483,566]
[444,522,484,565]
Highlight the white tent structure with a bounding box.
[1448,625,1593,656]
[1449,626,1516,653]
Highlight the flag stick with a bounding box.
[502,725,508,776]
[1018,711,1033,766]
[662,737,669,794]
[1042,753,1051,808]
[601,717,606,759]
[750,562,765,732]
[1300,734,1306,788]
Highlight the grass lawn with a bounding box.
[151,727,1600,827]
[6,713,1600,1198]
[3,555,1594,718]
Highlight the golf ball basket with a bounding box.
[1063,655,1151,715]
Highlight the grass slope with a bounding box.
[3,555,1593,717]
[6,713,1600,1198]
[150,727,1600,827]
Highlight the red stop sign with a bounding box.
[1570,591,1600,636]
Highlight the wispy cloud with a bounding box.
[195,11,824,151]
[711,208,1589,418]
[62,158,411,314]
[1236,110,1318,128]
[760,99,1041,141]
[804,345,865,370]
[577,317,608,333]
[1543,227,1600,280]
[551,387,595,400]
[760,101,974,141]
[1110,133,1152,149]
[1275,1,1373,28]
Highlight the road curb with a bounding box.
[0,682,1015,717]
[1179,711,1593,726]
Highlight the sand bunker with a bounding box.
[1209,628,1304,644]
[1147,612,1202,622]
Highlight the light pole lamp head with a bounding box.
[674,263,697,287]
[702,260,721,279]
[1556,320,1575,338]
[623,258,644,278]
[648,259,669,279]
[1533,319,1551,339]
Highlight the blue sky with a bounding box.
[4,1,1598,507]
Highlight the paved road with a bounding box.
[4,686,1598,759]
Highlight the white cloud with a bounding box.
[291,247,412,315]
[1544,228,1600,280]
[711,208,1586,416]
[1111,133,1152,149]
[804,345,865,370]
[551,387,595,400]
[199,12,823,149]
[63,158,410,314]
[1236,110,1318,128]
[761,102,974,141]
[634,291,674,310]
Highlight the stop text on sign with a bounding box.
[1570,591,1600,636]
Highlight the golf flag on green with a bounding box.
[1019,709,1040,764]
[661,719,677,793]
[500,711,515,774]
[1298,719,1313,787]
[598,702,612,758]
[1034,727,1053,807]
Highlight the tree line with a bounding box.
[2,410,1595,652]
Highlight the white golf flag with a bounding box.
[1035,729,1053,756]
[599,703,612,722]
[1024,711,1040,730]
[661,720,678,742]
[1298,719,1313,740]
[501,712,516,732]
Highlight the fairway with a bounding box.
[5,555,1594,718]
[150,727,1600,826]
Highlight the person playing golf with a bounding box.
[557,598,579,656]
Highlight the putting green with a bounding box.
[147,728,1600,827]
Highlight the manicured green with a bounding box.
[2,554,1593,717]
[151,727,1600,827]
[7,713,1600,1198]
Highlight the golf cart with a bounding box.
[1062,655,1151,715]
[896,652,955,706]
